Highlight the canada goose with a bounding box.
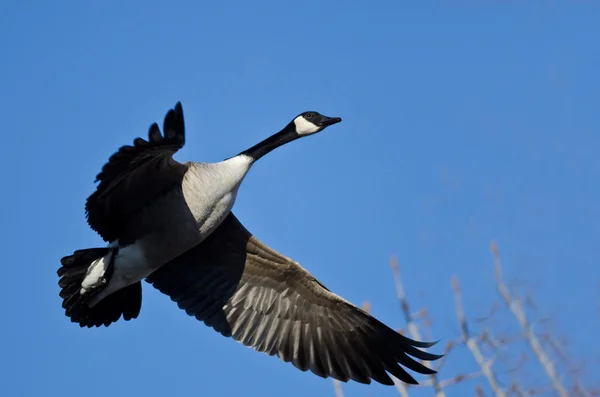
[58,102,442,386]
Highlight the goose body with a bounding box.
[58,102,442,386]
[85,155,254,305]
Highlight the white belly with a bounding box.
[86,243,146,306]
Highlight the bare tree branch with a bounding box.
[490,241,569,397]
[452,276,507,397]
[330,248,595,397]
[332,380,344,397]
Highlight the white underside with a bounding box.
[80,256,110,294]
[85,155,253,306]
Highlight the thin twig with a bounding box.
[509,383,529,397]
[545,334,592,397]
[362,300,410,397]
[490,242,568,397]
[439,371,481,388]
[428,340,458,372]
[574,383,593,397]
[476,385,487,397]
[452,276,507,397]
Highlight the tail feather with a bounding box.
[58,248,142,327]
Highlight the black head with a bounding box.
[292,111,342,136]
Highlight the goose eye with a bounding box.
[305,113,313,119]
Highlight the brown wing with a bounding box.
[146,213,442,385]
[85,102,188,242]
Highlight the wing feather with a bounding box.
[85,102,188,242]
[147,213,442,386]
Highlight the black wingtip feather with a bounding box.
[396,353,438,376]
[401,339,445,362]
[413,338,442,349]
[134,137,150,147]
[91,102,185,186]
[397,332,441,349]
[163,102,185,142]
[148,123,163,143]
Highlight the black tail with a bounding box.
[58,248,142,328]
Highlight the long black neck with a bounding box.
[239,123,299,162]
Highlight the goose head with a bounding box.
[292,111,342,136]
[237,110,342,163]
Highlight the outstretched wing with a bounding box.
[146,213,442,385]
[85,102,188,242]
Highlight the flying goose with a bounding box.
[58,102,442,386]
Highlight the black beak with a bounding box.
[319,116,342,127]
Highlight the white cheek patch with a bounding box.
[294,116,320,135]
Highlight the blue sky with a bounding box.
[1,1,598,396]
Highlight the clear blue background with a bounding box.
[1,1,598,396]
